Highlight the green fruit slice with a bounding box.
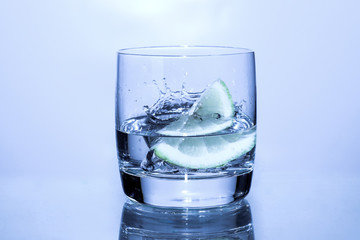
[154,130,256,169]
[158,79,235,136]
[153,79,255,169]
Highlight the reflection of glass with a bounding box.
[116,46,256,207]
[119,199,254,239]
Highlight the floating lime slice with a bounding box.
[154,130,256,169]
[153,79,256,169]
[158,79,234,136]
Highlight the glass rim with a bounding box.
[117,45,254,57]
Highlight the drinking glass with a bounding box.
[116,46,256,208]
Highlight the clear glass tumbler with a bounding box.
[116,46,256,208]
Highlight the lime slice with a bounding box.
[158,79,235,136]
[154,130,256,169]
[153,79,255,169]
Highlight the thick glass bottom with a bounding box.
[120,169,253,208]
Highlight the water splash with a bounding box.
[231,103,254,131]
[120,78,253,136]
[145,78,202,124]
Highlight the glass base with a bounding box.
[120,170,253,208]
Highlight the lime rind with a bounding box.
[219,79,235,115]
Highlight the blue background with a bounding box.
[1,0,359,239]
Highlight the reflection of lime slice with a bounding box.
[158,79,235,136]
[154,130,256,169]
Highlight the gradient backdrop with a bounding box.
[1,0,359,239]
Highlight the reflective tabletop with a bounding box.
[1,153,359,240]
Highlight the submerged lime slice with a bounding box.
[157,79,235,136]
[154,130,256,169]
